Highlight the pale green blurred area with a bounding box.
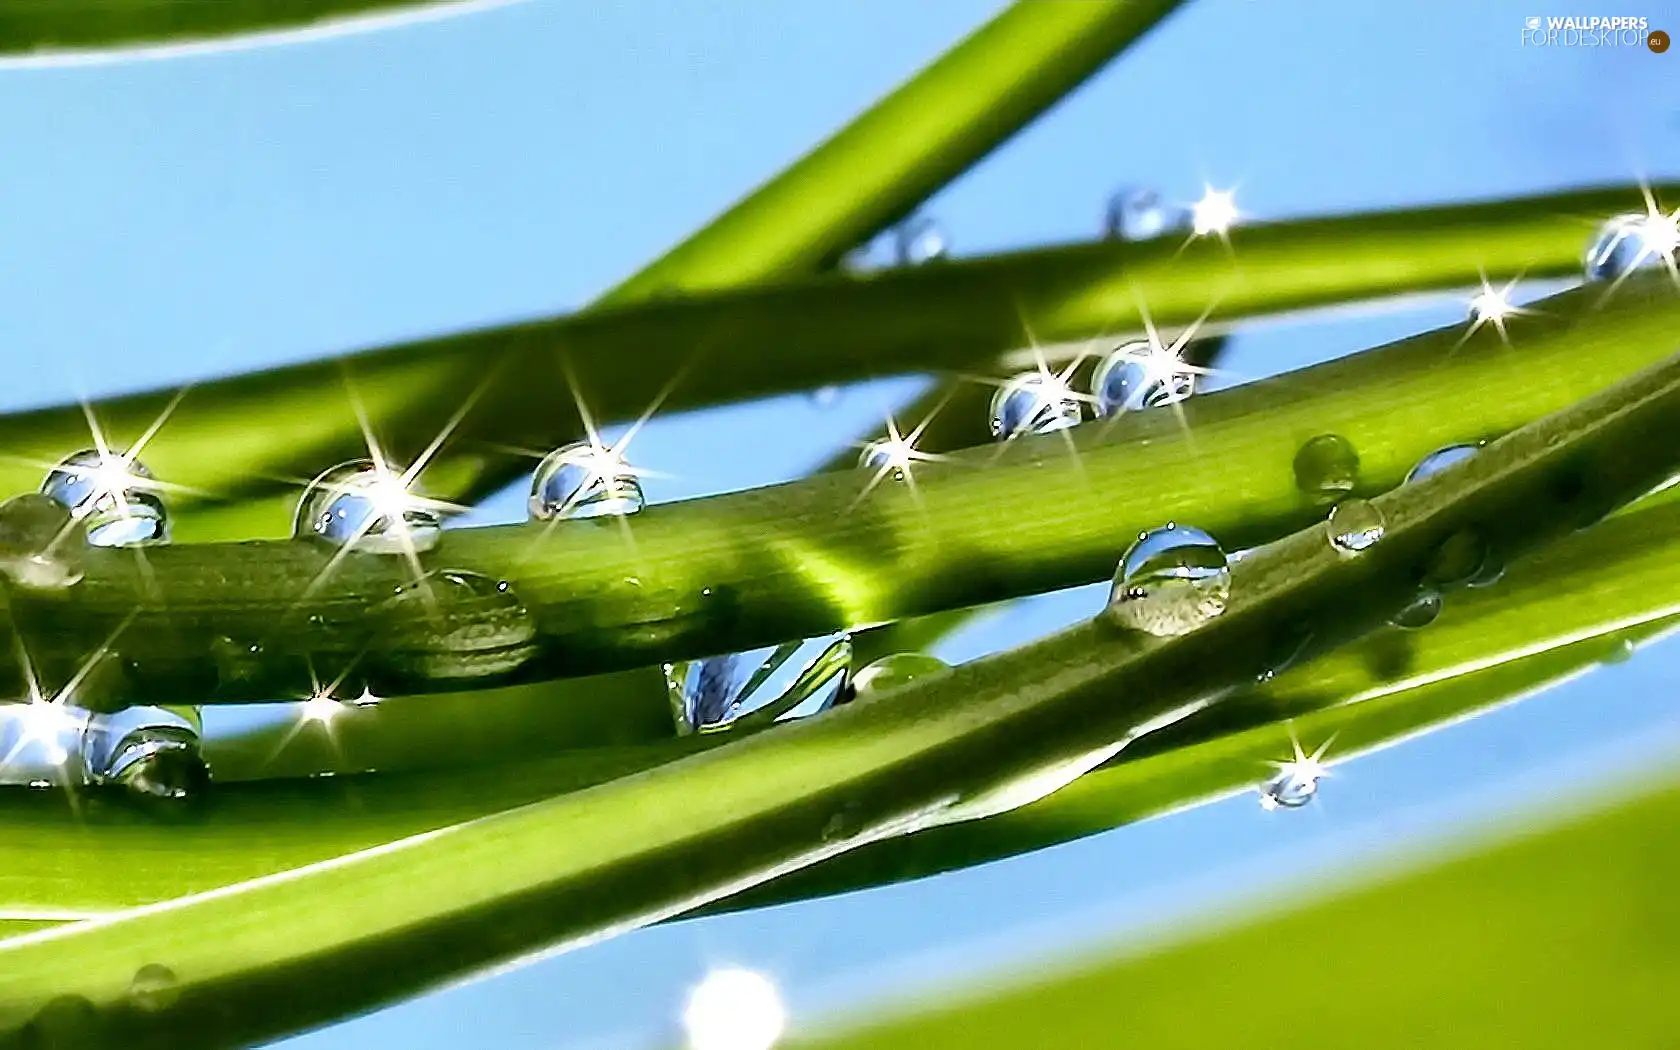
[796,768,1680,1049]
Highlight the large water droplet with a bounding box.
[1292,434,1359,502]
[0,493,85,590]
[1090,341,1195,417]
[1326,499,1385,555]
[294,460,442,554]
[41,449,169,548]
[1107,524,1231,636]
[82,706,210,809]
[894,215,948,266]
[989,372,1083,440]
[668,635,851,733]
[1102,186,1185,241]
[128,963,180,1012]
[371,571,540,684]
[1390,590,1443,630]
[1404,443,1479,485]
[1584,212,1679,281]
[849,652,949,699]
[528,441,646,520]
[1259,767,1319,810]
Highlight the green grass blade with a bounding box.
[0,0,470,55]
[795,769,1680,1049]
[2,276,1675,707]
[0,184,1660,544]
[1,331,1677,1047]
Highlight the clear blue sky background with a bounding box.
[1,1,1677,1046]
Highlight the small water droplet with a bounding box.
[41,449,169,548]
[83,706,210,810]
[23,995,105,1049]
[211,635,266,689]
[670,635,851,732]
[1102,186,1186,241]
[294,460,443,554]
[0,493,85,590]
[528,441,645,520]
[1292,434,1360,503]
[1405,443,1479,485]
[1584,212,1679,281]
[849,652,949,698]
[821,801,865,843]
[1259,768,1319,810]
[894,214,948,266]
[128,963,180,1011]
[809,385,842,409]
[1106,524,1231,636]
[1467,555,1506,589]
[1390,590,1443,630]
[1604,635,1637,664]
[1090,341,1195,417]
[1424,530,1489,589]
[989,372,1083,440]
[857,439,913,482]
[371,570,540,684]
[1326,499,1384,554]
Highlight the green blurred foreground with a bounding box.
[802,764,1680,1049]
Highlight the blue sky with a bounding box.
[1,1,1677,1046]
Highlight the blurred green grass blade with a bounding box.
[0,184,1660,543]
[720,491,1680,909]
[0,0,468,55]
[2,334,1678,1047]
[598,0,1188,304]
[796,769,1680,1050]
[5,276,1677,706]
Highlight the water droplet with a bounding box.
[1584,212,1679,281]
[1604,635,1636,664]
[809,385,842,409]
[1326,499,1385,555]
[1102,186,1185,241]
[1424,530,1489,589]
[1090,341,1195,416]
[371,570,540,684]
[1292,434,1360,502]
[1467,556,1506,589]
[1404,443,1479,485]
[82,706,210,809]
[128,963,180,1012]
[294,460,442,554]
[1107,524,1231,636]
[528,441,645,520]
[821,800,865,843]
[0,493,85,590]
[1259,767,1319,810]
[23,995,105,1049]
[849,652,949,698]
[1390,590,1443,630]
[857,439,913,482]
[684,968,785,1050]
[893,214,947,266]
[669,635,851,733]
[40,449,169,548]
[988,372,1083,440]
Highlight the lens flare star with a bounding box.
[1190,185,1240,239]
[1461,271,1531,347]
[1259,729,1334,811]
[683,968,786,1050]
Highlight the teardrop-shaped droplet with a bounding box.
[668,635,851,733]
[294,459,443,554]
[1404,443,1479,485]
[1326,498,1385,555]
[989,372,1083,440]
[1090,341,1195,417]
[128,963,180,1012]
[1102,187,1184,241]
[1584,212,1679,282]
[371,571,539,684]
[850,652,949,698]
[41,449,170,548]
[1292,434,1360,503]
[1390,590,1443,630]
[528,441,646,520]
[1259,767,1319,810]
[82,705,210,808]
[0,493,85,590]
[1107,524,1231,636]
[894,215,948,266]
